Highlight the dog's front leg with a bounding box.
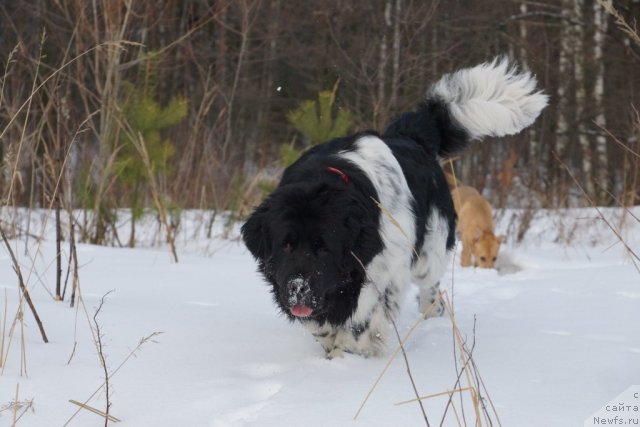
[460,241,473,267]
[331,303,389,358]
[303,321,339,356]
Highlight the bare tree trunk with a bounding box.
[247,0,279,171]
[574,0,596,197]
[593,0,609,197]
[556,0,573,160]
[376,0,392,128]
[91,0,133,244]
[554,0,576,205]
[518,2,529,72]
[518,1,538,168]
[430,25,438,78]
[223,0,253,160]
[389,0,402,112]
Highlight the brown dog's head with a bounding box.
[472,229,504,269]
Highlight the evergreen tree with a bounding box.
[114,52,188,246]
[284,83,351,166]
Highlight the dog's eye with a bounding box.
[492,257,497,262]
[480,256,486,262]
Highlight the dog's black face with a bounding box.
[242,181,382,325]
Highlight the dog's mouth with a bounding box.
[290,304,314,317]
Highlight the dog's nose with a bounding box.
[286,276,312,305]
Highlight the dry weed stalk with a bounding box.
[352,194,500,426]
[394,387,475,406]
[68,213,81,307]
[597,0,640,46]
[66,276,102,369]
[1,289,7,368]
[0,225,48,344]
[552,151,640,273]
[12,382,19,426]
[351,195,480,424]
[130,131,179,262]
[93,291,114,427]
[0,390,34,426]
[349,251,433,425]
[440,292,501,426]
[64,331,163,427]
[68,400,121,423]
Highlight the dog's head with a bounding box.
[472,229,504,269]
[241,180,382,323]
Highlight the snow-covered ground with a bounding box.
[0,208,638,426]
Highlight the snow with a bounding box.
[0,208,638,426]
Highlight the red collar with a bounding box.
[326,166,349,184]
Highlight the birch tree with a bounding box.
[593,0,609,196]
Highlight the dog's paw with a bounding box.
[326,347,345,360]
[421,296,445,319]
[426,299,445,318]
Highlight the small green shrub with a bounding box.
[113,52,188,246]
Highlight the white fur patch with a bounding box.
[412,209,451,315]
[300,137,455,357]
[427,56,548,140]
[328,135,417,356]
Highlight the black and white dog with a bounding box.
[242,58,547,358]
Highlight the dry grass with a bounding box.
[127,129,179,262]
[68,400,121,423]
[352,196,499,426]
[353,287,500,426]
[1,289,7,369]
[597,0,640,47]
[553,150,640,274]
[0,36,166,427]
[64,332,162,427]
[0,384,34,426]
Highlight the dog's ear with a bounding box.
[344,198,384,267]
[473,228,482,242]
[241,199,272,261]
[496,234,505,244]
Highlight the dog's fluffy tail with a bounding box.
[383,57,548,158]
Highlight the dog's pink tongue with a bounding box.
[291,304,313,317]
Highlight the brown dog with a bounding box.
[450,185,503,268]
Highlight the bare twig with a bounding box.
[593,121,640,160]
[350,252,432,425]
[93,291,114,427]
[61,213,75,301]
[597,0,640,46]
[439,314,478,426]
[64,332,163,427]
[0,395,34,424]
[0,225,48,343]
[121,121,179,262]
[395,387,475,406]
[1,289,7,368]
[389,311,431,427]
[68,400,121,423]
[352,296,441,420]
[68,215,80,307]
[12,383,18,427]
[552,151,640,272]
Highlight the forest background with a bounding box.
[1,0,638,247]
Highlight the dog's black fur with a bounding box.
[242,134,385,326]
[242,104,461,323]
[241,58,547,357]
